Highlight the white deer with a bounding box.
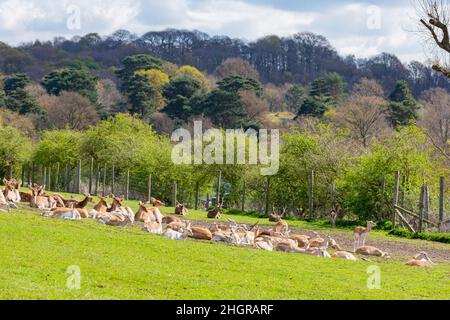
[353,221,377,252]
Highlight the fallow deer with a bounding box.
[135,201,164,224]
[353,221,377,252]
[207,199,223,219]
[29,185,58,209]
[97,195,134,227]
[355,246,390,258]
[406,252,436,268]
[330,208,338,228]
[42,209,82,220]
[190,226,213,241]
[175,202,188,216]
[332,251,358,261]
[162,215,182,225]
[254,237,274,251]
[89,196,110,218]
[44,194,93,219]
[289,234,310,248]
[150,197,165,207]
[143,221,163,235]
[163,223,193,240]
[269,207,286,222]
[0,188,11,213]
[3,179,21,208]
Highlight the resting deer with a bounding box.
[175,202,188,216]
[355,246,390,258]
[143,221,163,235]
[332,251,358,261]
[406,252,436,268]
[190,226,213,241]
[89,196,110,218]
[97,195,134,227]
[0,188,11,213]
[3,179,22,208]
[150,197,165,207]
[42,209,82,220]
[308,232,325,248]
[44,194,93,219]
[135,201,164,224]
[162,215,183,225]
[269,207,286,222]
[29,185,58,209]
[289,234,310,248]
[353,221,377,252]
[207,199,224,219]
[163,223,193,240]
[254,237,274,251]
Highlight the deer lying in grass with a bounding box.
[163,223,193,240]
[43,194,93,219]
[353,221,377,252]
[42,209,82,220]
[355,246,390,258]
[0,188,11,213]
[254,237,274,251]
[207,200,223,219]
[332,251,358,261]
[289,234,310,248]
[175,202,188,216]
[150,197,165,207]
[143,221,163,235]
[162,215,183,225]
[88,196,110,218]
[29,184,58,209]
[135,201,164,224]
[406,252,436,268]
[97,195,134,227]
[190,226,213,241]
[3,179,22,208]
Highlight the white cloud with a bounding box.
[0,0,427,62]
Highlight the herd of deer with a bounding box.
[1,179,437,268]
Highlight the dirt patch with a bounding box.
[188,219,450,263]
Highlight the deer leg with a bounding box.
[353,233,359,252]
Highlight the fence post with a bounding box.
[265,177,271,215]
[47,167,52,192]
[206,193,210,210]
[418,186,425,233]
[31,161,35,185]
[95,163,100,195]
[242,180,246,212]
[8,166,13,180]
[89,158,94,195]
[393,171,400,228]
[55,163,60,192]
[330,183,335,209]
[309,170,314,219]
[111,165,115,196]
[380,175,386,215]
[172,182,178,207]
[126,169,130,201]
[103,164,107,197]
[216,170,222,205]
[439,177,445,232]
[64,162,69,193]
[195,181,199,210]
[76,160,82,194]
[21,165,25,185]
[42,167,46,187]
[147,174,152,202]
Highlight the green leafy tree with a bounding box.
[0,125,32,176]
[217,75,263,97]
[310,72,345,102]
[296,96,329,118]
[3,73,41,114]
[33,129,83,166]
[42,68,98,104]
[163,76,205,122]
[388,80,420,127]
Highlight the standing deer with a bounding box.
[353,221,377,252]
[330,208,338,228]
[207,199,223,219]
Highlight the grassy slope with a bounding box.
[1,195,450,300]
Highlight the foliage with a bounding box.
[42,68,99,104]
[33,129,83,166]
[0,125,32,174]
[388,80,420,127]
[389,229,450,244]
[176,65,210,89]
[3,73,41,114]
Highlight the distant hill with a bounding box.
[1,29,449,97]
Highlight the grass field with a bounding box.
[1,194,449,300]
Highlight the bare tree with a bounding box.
[330,95,391,147]
[215,58,260,80]
[419,87,450,151]
[417,0,450,77]
[240,90,270,124]
[40,91,99,130]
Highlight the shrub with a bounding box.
[389,229,450,244]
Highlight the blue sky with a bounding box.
[0,0,428,62]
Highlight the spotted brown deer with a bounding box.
[355,246,390,258]
[3,179,21,208]
[269,207,286,222]
[207,199,223,219]
[135,201,164,224]
[97,195,134,227]
[89,196,110,218]
[353,221,377,252]
[163,222,193,240]
[43,194,93,219]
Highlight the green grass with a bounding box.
[1,196,449,300]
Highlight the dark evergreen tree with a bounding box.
[388,80,420,126]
